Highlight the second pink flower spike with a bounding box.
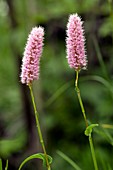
[66,13,87,71]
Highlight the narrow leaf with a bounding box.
[101,124,113,129]
[57,150,82,170]
[95,128,113,146]
[80,75,113,94]
[45,81,72,107]
[18,153,52,170]
[85,124,99,136]
[92,35,108,78]
[0,159,3,170]
[5,160,8,170]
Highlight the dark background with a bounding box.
[0,0,113,169]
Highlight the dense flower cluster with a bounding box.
[20,26,44,85]
[66,14,87,71]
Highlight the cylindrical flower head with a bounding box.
[20,26,44,85]
[66,14,87,71]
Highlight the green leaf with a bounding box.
[99,16,113,37]
[45,81,72,107]
[0,133,26,157]
[107,164,113,170]
[57,150,82,170]
[5,160,8,170]
[18,153,52,170]
[95,127,113,146]
[92,35,108,79]
[85,124,99,136]
[81,75,113,94]
[0,159,3,170]
[101,124,113,129]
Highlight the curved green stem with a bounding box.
[28,84,51,170]
[75,71,98,170]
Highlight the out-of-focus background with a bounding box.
[0,0,113,169]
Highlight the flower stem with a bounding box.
[89,135,98,170]
[28,84,51,170]
[75,71,98,170]
[75,71,88,127]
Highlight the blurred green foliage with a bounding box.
[0,0,113,169]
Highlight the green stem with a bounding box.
[75,71,88,127]
[75,71,98,170]
[89,135,98,170]
[28,84,51,170]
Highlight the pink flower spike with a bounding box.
[20,26,44,85]
[66,14,87,71]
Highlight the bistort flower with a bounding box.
[20,26,44,85]
[66,14,87,71]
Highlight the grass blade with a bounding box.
[45,81,72,107]
[57,150,82,170]
[81,75,113,94]
[0,159,3,170]
[5,160,8,170]
[92,35,108,79]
